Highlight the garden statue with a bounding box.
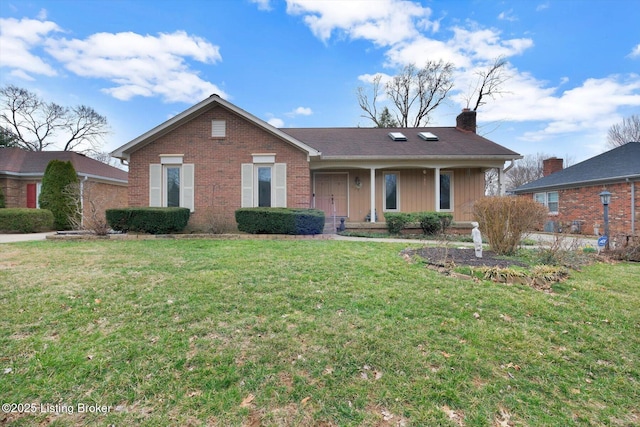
[471,222,482,258]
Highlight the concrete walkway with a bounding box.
[0,231,599,249]
[0,232,55,243]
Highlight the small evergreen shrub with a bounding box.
[385,211,453,235]
[0,185,5,208]
[38,160,80,230]
[0,208,54,233]
[106,207,190,234]
[384,212,413,234]
[416,212,441,235]
[235,208,325,235]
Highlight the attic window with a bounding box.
[388,132,407,141]
[418,132,439,141]
[211,120,226,138]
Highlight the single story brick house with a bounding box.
[512,142,640,237]
[0,147,128,223]
[111,95,521,231]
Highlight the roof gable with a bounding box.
[111,95,320,160]
[0,148,128,183]
[513,142,640,193]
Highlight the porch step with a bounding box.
[323,216,347,234]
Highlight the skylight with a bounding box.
[388,132,407,141]
[418,132,439,141]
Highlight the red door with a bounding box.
[26,183,37,208]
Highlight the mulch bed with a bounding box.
[402,247,530,268]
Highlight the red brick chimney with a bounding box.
[542,157,563,176]
[456,108,476,133]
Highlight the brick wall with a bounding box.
[520,181,639,236]
[82,180,128,224]
[128,105,312,231]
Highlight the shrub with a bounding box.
[106,207,190,234]
[385,211,453,235]
[0,208,54,233]
[415,212,441,235]
[0,186,5,208]
[235,208,325,235]
[384,212,413,234]
[473,196,547,255]
[38,160,80,230]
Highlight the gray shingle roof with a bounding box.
[281,127,520,159]
[512,142,640,193]
[0,148,128,183]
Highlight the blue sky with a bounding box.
[1,0,639,163]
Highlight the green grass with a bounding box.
[1,239,638,426]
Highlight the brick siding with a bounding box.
[519,181,639,236]
[128,105,311,231]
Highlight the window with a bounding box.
[149,158,194,211]
[257,166,272,207]
[439,171,452,211]
[211,120,226,138]
[534,191,559,213]
[241,162,286,208]
[384,172,399,211]
[165,166,181,207]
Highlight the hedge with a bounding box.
[384,211,453,235]
[235,208,325,235]
[0,208,54,233]
[106,207,190,234]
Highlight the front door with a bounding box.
[314,173,348,217]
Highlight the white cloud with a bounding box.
[479,73,640,141]
[536,2,550,11]
[250,0,272,11]
[267,117,285,127]
[45,30,226,103]
[286,106,313,117]
[629,44,640,58]
[0,17,61,78]
[285,0,433,46]
[498,9,517,22]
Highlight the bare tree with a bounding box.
[506,152,575,190]
[0,85,109,152]
[464,57,510,111]
[357,60,455,127]
[607,114,640,148]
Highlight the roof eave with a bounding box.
[316,154,523,161]
[513,173,640,194]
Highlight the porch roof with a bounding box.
[281,127,521,160]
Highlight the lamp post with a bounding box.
[599,190,611,250]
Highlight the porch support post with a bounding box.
[434,167,441,212]
[370,168,376,223]
[498,166,505,195]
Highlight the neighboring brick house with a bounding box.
[512,142,640,237]
[111,95,522,231]
[0,148,128,226]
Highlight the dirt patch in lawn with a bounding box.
[402,247,529,269]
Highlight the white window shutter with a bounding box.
[182,164,195,212]
[274,163,287,207]
[149,164,162,207]
[241,164,253,207]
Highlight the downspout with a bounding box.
[500,160,516,196]
[633,181,636,235]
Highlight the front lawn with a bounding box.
[1,240,638,426]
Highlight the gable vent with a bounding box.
[388,132,407,141]
[418,132,439,141]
